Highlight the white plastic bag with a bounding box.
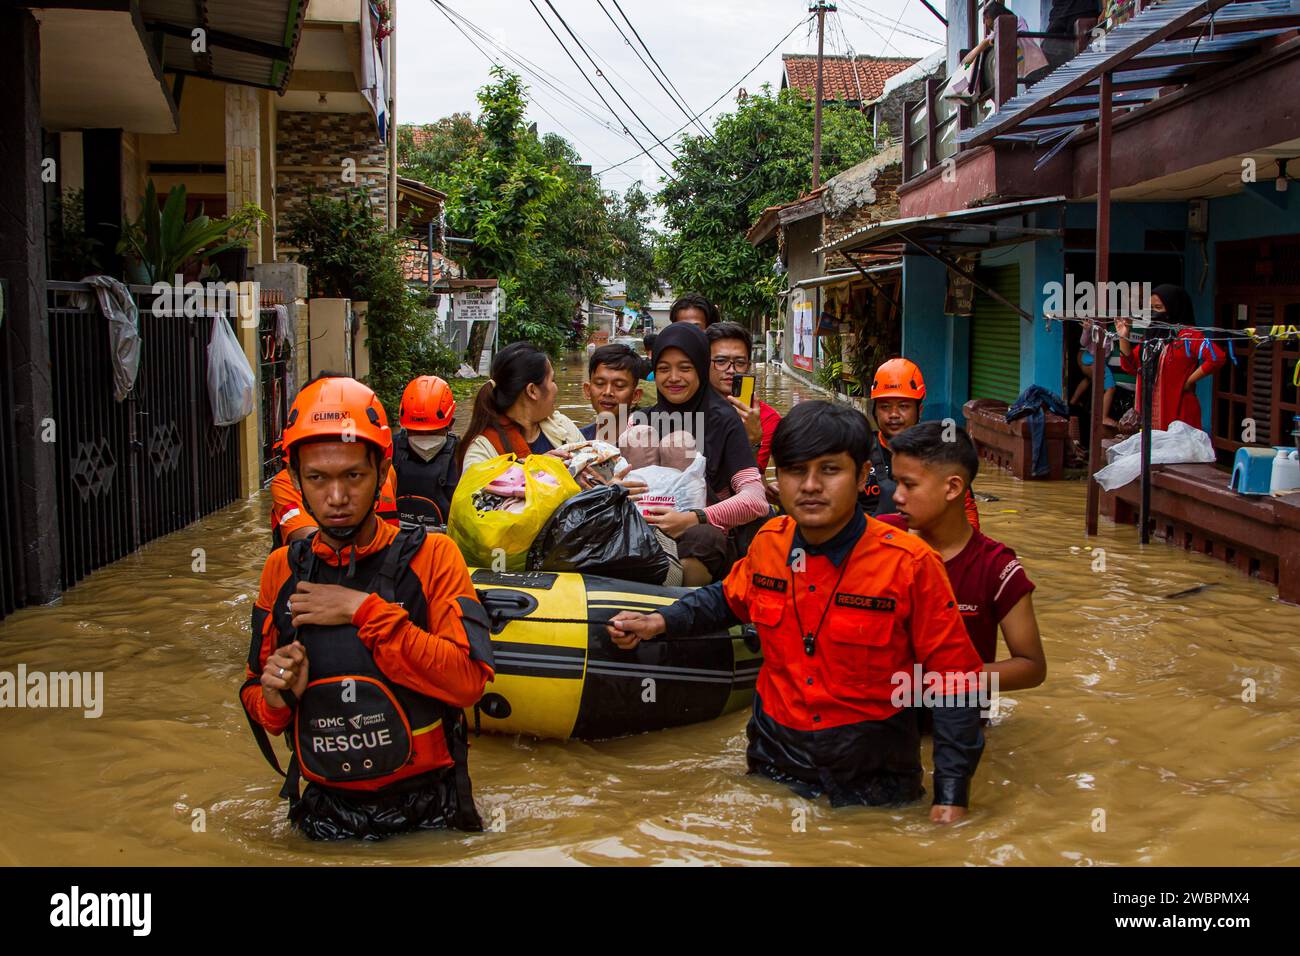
[206,314,256,426]
[627,454,708,515]
[1093,420,1215,491]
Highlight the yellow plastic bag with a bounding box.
[447,453,580,571]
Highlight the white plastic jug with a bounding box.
[1271,446,1300,494]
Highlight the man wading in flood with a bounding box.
[607,401,985,821]
[240,376,495,840]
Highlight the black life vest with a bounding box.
[859,436,896,517]
[392,431,459,528]
[244,527,479,828]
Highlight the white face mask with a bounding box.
[408,433,448,461]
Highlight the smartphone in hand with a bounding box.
[731,373,756,407]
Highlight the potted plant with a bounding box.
[117,180,267,285]
[48,188,103,280]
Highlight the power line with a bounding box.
[426,1,610,163]
[537,0,679,178]
[604,0,713,140]
[429,0,628,139]
[575,14,684,129]
[840,0,943,46]
[529,0,678,182]
[594,14,814,176]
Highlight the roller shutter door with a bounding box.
[969,264,1022,404]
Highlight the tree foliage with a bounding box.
[282,188,455,414]
[656,85,877,324]
[399,68,659,354]
[396,113,482,193]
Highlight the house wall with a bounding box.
[783,215,824,372]
[875,79,924,145]
[1193,187,1300,431]
[136,78,227,200]
[902,253,966,422]
[823,162,903,273]
[276,111,389,251]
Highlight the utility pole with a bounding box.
[811,2,836,190]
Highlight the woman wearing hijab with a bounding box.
[1115,284,1226,431]
[628,322,769,585]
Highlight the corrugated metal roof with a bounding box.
[141,0,307,92]
[960,0,1300,149]
[815,196,1066,255]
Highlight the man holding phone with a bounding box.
[707,322,782,472]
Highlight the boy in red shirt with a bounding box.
[881,422,1046,692]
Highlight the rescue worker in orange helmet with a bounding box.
[607,401,985,820]
[392,375,460,529]
[241,375,495,840]
[269,371,400,548]
[862,358,980,529]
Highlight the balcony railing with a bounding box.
[902,7,1156,182]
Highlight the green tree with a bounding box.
[283,188,455,414]
[397,113,483,193]
[609,182,660,308]
[439,68,655,354]
[657,85,876,324]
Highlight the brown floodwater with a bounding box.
[2,355,1298,866]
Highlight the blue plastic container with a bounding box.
[1230,446,1277,495]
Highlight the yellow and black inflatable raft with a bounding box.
[468,569,762,740]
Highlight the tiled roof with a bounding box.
[782,54,918,103]
[402,248,462,285]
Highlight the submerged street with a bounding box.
[1,357,1297,866]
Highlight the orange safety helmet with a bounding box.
[870,358,927,402]
[281,375,394,461]
[399,375,455,430]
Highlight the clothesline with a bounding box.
[1043,311,1300,347]
[1046,312,1300,384]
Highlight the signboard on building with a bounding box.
[453,287,499,376]
[791,294,814,372]
[453,287,498,324]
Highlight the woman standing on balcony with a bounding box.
[1114,285,1226,432]
[963,2,1049,76]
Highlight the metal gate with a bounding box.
[1,278,26,620]
[46,282,241,591]
[258,306,292,485]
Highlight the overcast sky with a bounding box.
[397,0,943,196]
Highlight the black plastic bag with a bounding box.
[527,484,670,584]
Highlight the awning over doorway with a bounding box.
[815,195,1065,256]
[141,0,308,92]
[794,261,902,290]
[814,196,1065,322]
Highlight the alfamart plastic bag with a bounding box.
[448,453,580,571]
[207,314,256,426]
[626,454,708,516]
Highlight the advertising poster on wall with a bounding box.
[791,294,814,372]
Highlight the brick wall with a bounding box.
[823,157,903,273]
[276,111,388,251]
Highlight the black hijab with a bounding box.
[1152,284,1195,327]
[644,322,757,498]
